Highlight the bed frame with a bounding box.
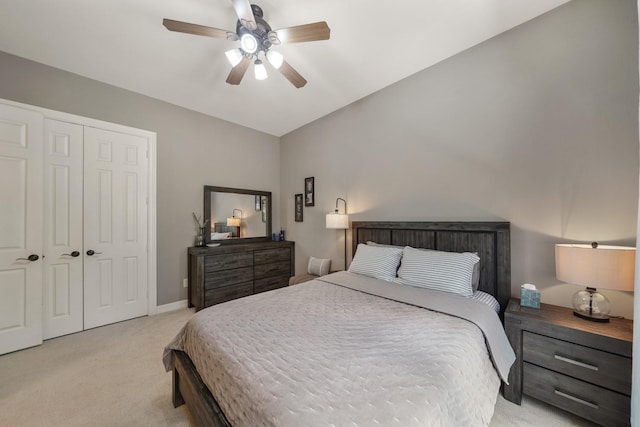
[170,221,511,426]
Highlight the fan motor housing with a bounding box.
[236,14,272,54]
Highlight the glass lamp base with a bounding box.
[572,287,610,323]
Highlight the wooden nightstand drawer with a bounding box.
[524,363,630,427]
[523,331,631,395]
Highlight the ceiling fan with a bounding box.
[163,0,330,88]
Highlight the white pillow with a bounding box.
[348,243,403,281]
[397,246,479,297]
[211,232,231,240]
[308,257,331,276]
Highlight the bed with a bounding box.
[164,221,514,426]
[213,222,238,238]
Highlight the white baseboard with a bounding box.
[154,299,189,314]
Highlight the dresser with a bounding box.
[503,299,632,427]
[188,240,295,311]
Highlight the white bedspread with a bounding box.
[164,273,510,426]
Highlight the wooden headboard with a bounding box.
[213,222,238,237]
[352,221,511,316]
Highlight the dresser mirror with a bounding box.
[203,185,272,244]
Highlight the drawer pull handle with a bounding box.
[554,390,599,409]
[554,355,599,371]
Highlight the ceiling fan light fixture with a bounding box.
[254,59,268,80]
[240,33,258,54]
[163,4,331,88]
[266,50,283,69]
[225,48,244,67]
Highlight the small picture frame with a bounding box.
[304,177,314,207]
[255,195,261,211]
[295,193,304,222]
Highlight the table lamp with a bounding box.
[226,208,242,236]
[555,242,635,322]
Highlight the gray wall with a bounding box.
[0,51,281,305]
[0,0,637,316]
[280,0,639,318]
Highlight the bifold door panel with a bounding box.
[0,104,44,354]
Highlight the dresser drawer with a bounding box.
[254,247,291,265]
[523,331,631,395]
[255,274,288,294]
[205,282,254,306]
[524,362,630,427]
[205,266,253,289]
[205,252,253,272]
[254,260,291,279]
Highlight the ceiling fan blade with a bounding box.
[277,60,307,88]
[270,22,330,44]
[226,56,251,85]
[163,19,238,41]
[231,0,257,30]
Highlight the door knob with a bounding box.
[86,250,102,256]
[16,254,40,262]
[62,251,80,257]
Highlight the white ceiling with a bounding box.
[0,0,569,136]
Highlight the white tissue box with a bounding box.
[520,284,540,309]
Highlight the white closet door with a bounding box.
[43,119,84,339]
[0,104,43,355]
[83,127,149,329]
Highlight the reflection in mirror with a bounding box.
[204,186,271,244]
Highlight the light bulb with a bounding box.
[224,48,243,67]
[266,50,283,69]
[240,33,258,54]
[254,60,267,80]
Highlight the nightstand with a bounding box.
[503,299,632,427]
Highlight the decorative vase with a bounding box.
[196,227,205,246]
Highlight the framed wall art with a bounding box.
[304,177,315,207]
[295,193,304,222]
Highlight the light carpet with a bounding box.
[0,308,596,426]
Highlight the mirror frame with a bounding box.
[203,185,272,245]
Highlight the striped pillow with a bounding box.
[472,290,500,312]
[348,243,403,281]
[368,242,481,292]
[397,246,479,297]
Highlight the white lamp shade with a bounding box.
[254,61,268,80]
[266,50,284,69]
[326,212,349,229]
[225,48,243,67]
[227,217,241,227]
[555,244,635,291]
